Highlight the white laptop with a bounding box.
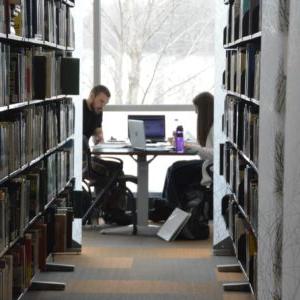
[157,208,191,242]
[128,120,173,152]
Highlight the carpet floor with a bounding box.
[22,224,254,300]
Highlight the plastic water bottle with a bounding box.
[175,125,184,153]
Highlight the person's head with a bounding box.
[87,85,111,114]
[192,91,214,147]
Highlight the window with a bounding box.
[100,0,215,105]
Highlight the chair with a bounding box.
[81,139,138,234]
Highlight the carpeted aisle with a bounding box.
[23,226,254,300]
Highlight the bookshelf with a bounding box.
[0,0,79,299]
[218,0,261,297]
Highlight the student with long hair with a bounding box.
[162,91,214,209]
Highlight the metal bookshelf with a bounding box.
[218,0,261,297]
[0,2,78,298]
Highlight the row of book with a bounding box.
[0,0,75,48]
[59,98,74,143]
[220,143,258,232]
[223,95,259,166]
[0,43,78,107]
[223,196,257,294]
[0,205,74,299]
[223,45,261,100]
[224,0,261,44]
[46,100,74,151]
[0,100,74,179]
[0,152,74,254]
[47,149,74,203]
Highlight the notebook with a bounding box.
[157,208,191,242]
[92,142,129,150]
[128,119,173,152]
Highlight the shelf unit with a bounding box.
[218,0,261,298]
[0,0,78,299]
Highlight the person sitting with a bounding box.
[162,91,214,211]
[82,85,134,226]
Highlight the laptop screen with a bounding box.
[128,115,165,140]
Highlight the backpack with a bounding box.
[101,178,136,226]
[178,184,211,240]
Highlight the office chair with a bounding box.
[81,138,138,234]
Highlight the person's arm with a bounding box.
[184,141,213,161]
[92,127,104,144]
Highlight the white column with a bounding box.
[282,1,300,299]
[93,0,101,85]
[258,0,289,299]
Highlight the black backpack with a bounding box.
[178,184,212,240]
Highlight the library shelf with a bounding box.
[45,135,74,156]
[219,240,255,294]
[227,189,258,239]
[44,95,67,102]
[7,34,24,42]
[63,0,75,7]
[56,44,67,51]
[0,2,77,298]
[3,36,69,51]
[0,175,76,263]
[43,40,59,49]
[0,105,8,112]
[16,269,65,300]
[0,135,74,186]
[8,102,29,110]
[227,139,258,173]
[1,96,69,112]
[224,31,262,49]
[28,100,45,106]
[225,90,260,106]
[26,38,45,46]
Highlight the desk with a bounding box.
[91,147,198,235]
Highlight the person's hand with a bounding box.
[168,133,176,147]
[93,128,104,144]
[184,141,194,149]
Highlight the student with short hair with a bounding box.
[82,84,111,145]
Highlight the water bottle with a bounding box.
[175,125,184,153]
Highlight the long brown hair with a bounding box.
[193,92,214,147]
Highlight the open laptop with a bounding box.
[157,208,191,242]
[128,115,166,142]
[128,119,173,152]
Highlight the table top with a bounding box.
[91,146,198,156]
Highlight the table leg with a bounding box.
[136,154,149,226]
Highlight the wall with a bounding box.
[282,1,300,299]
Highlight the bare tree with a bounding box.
[101,0,214,105]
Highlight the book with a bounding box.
[240,0,250,37]
[3,254,13,300]
[0,188,9,252]
[250,0,261,34]
[53,212,67,252]
[0,0,5,33]
[32,0,45,40]
[32,223,47,271]
[253,49,260,100]
[60,57,80,95]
